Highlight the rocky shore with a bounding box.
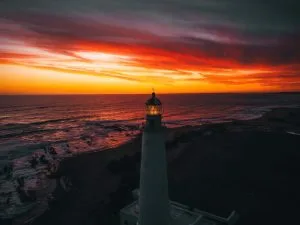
[7,107,300,225]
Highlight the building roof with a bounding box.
[121,200,238,225]
[145,92,162,106]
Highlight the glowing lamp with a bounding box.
[145,92,163,116]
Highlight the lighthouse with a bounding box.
[119,92,239,225]
[138,91,169,225]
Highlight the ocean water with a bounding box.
[0,93,300,218]
[1,93,300,162]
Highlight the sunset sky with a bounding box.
[1,0,299,94]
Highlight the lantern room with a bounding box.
[145,92,163,116]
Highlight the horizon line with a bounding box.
[1,91,300,96]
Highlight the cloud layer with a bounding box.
[1,0,300,93]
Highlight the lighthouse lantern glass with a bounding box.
[146,105,162,115]
[145,92,162,116]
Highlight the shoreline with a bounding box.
[3,106,300,225]
[30,107,300,225]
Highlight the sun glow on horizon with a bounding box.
[1,56,297,94]
[1,63,283,95]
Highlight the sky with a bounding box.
[0,0,300,94]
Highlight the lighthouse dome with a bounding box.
[145,92,163,116]
[146,92,162,105]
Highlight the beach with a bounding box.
[14,107,298,225]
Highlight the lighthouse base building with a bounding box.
[120,92,238,225]
[120,192,238,225]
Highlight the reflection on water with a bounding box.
[0,93,300,157]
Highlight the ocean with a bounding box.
[1,93,300,162]
[0,93,300,219]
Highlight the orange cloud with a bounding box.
[0,12,299,94]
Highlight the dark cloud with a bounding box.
[1,0,299,33]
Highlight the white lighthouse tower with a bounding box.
[138,91,169,225]
[119,92,239,225]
